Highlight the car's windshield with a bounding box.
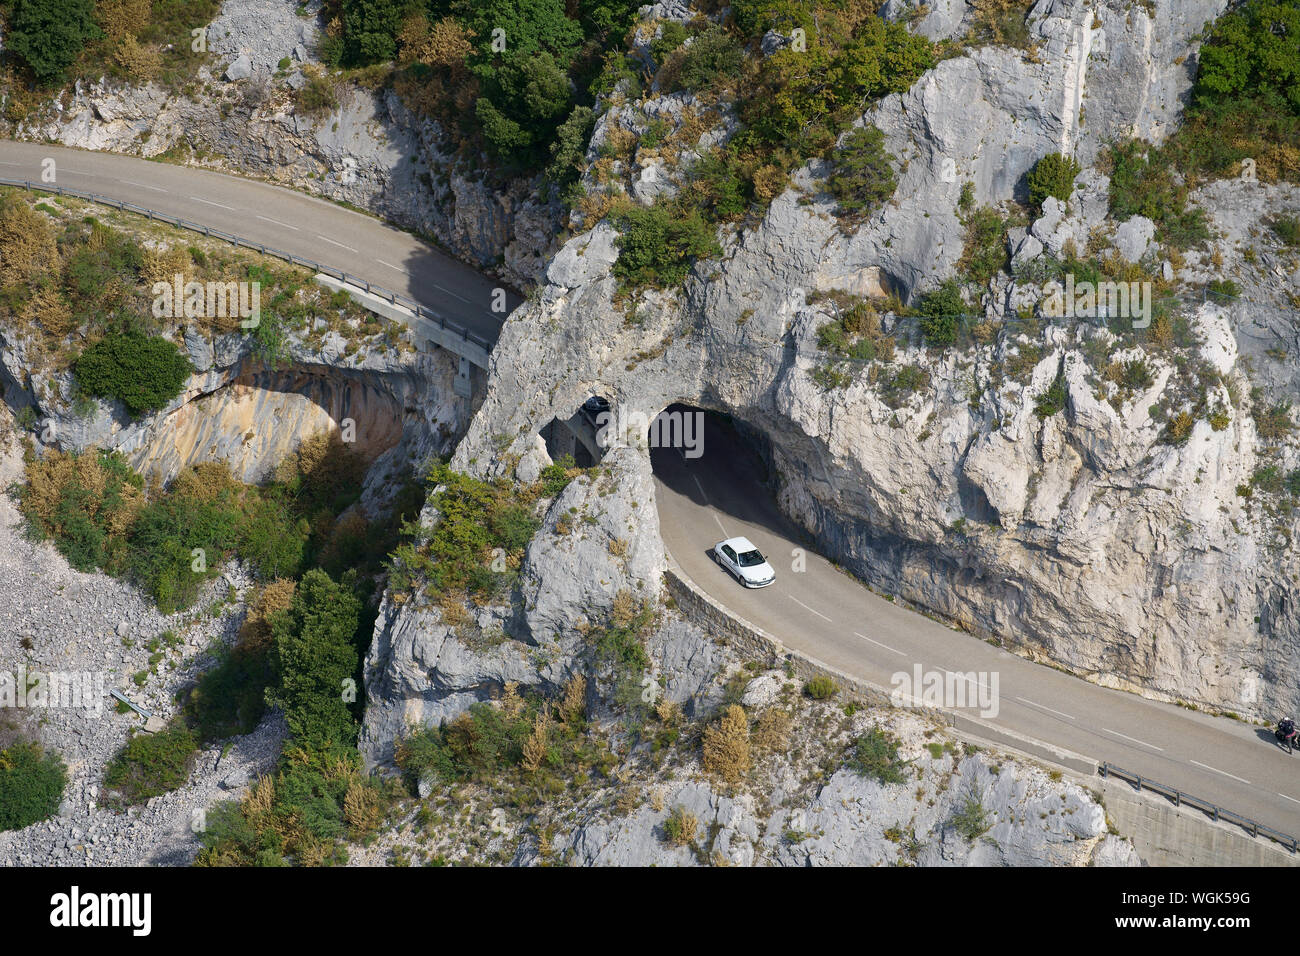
[737,549,766,567]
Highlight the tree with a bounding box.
[611,202,722,289]
[340,0,418,65]
[0,741,67,831]
[1197,0,1300,114]
[269,569,362,749]
[72,332,192,417]
[1026,153,1081,210]
[5,0,102,83]
[917,280,965,347]
[829,126,897,219]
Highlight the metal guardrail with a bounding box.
[0,176,496,353]
[1100,762,1299,853]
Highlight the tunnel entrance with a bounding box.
[647,404,785,534]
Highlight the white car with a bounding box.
[713,536,776,588]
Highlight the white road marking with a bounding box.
[853,632,905,656]
[190,195,235,210]
[1102,728,1163,751]
[257,214,299,231]
[711,513,727,535]
[1189,760,1249,785]
[691,474,709,500]
[788,596,832,623]
[1278,792,1300,806]
[376,258,405,272]
[431,282,472,304]
[1014,696,1075,721]
[118,178,167,192]
[316,234,357,252]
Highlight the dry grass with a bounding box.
[560,674,587,724]
[750,707,792,755]
[22,450,142,539]
[238,578,297,652]
[702,704,751,783]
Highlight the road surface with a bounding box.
[0,140,512,345]
[651,410,1300,844]
[4,137,1295,849]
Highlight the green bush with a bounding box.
[1034,368,1067,419]
[829,126,898,220]
[1026,153,1081,210]
[958,206,1008,286]
[611,201,721,290]
[269,569,363,750]
[916,280,965,347]
[847,726,908,784]
[73,331,192,417]
[950,796,990,840]
[1196,0,1300,115]
[103,722,198,804]
[5,0,102,83]
[1271,215,1300,247]
[0,741,67,831]
[665,25,743,92]
[1107,139,1209,249]
[650,21,688,64]
[803,675,838,700]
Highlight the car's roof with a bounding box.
[721,535,758,551]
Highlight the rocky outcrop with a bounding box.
[518,700,1141,867]
[358,447,672,766]
[447,0,1300,719]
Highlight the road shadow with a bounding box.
[1256,726,1296,753]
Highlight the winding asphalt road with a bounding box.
[3,137,1296,854]
[651,411,1300,847]
[0,140,511,343]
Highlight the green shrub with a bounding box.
[103,721,198,803]
[1254,401,1295,440]
[269,569,363,750]
[1034,368,1067,418]
[847,726,908,784]
[611,201,721,290]
[829,126,897,220]
[665,25,743,92]
[297,75,338,116]
[1026,153,1081,210]
[958,206,1008,286]
[0,740,67,831]
[804,675,838,700]
[950,795,990,840]
[916,280,965,347]
[1107,139,1209,249]
[1270,214,1300,247]
[662,805,699,845]
[650,21,688,64]
[73,331,192,416]
[6,0,102,83]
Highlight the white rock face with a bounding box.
[448,0,1298,720]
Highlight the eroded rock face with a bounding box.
[447,0,1299,719]
[358,447,670,767]
[529,704,1141,867]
